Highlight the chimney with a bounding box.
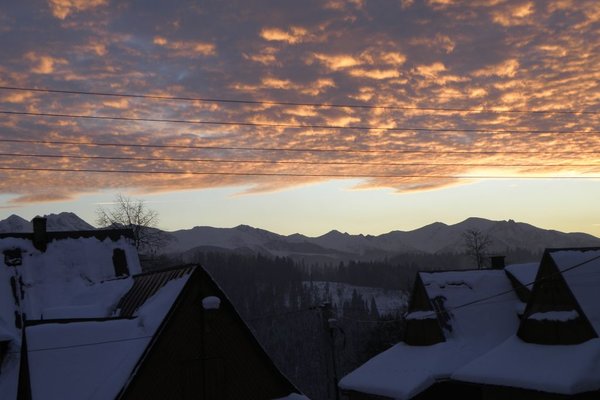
[490,255,505,270]
[32,216,47,252]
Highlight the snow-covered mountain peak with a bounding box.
[44,212,95,231]
[0,213,95,233]
[0,214,31,233]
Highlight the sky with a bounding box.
[0,0,599,236]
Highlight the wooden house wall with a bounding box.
[119,267,297,400]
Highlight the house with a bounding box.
[339,263,524,399]
[0,217,305,400]
[340,248,600,399]
[453,248,600,399]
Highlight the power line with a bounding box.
[2,152,599,168]
[1,166,599,179]
[1,138,598,156]
[1,109,598,135]
[1,85,598,115]
[9,335,155,354]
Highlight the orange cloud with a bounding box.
[102,99,129,109]
[25,52,68,74]
[153,36,216,56]
[243,47,279,65]
[473,59,520,78]
[312,53,361,70]
[491,2,535,26]
[47,0,108,19]
[409,34,456,54]
[414,62,447,77]
[260,26,322,44]
[312,50,406,72]
[348,68,400,80]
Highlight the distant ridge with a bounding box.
[161,217,600,261]
[1,214,599,262]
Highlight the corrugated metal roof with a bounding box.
[115,266,195,317]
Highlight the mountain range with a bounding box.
[3,213,598,262]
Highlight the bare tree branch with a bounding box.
[96,194,168,254]
[462,229,493,269]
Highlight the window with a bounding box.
[112,249,129,277]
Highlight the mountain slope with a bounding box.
[1,214,599,261]
[0,212,95,233]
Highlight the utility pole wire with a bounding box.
[1,109,599,135]
[1,166,600,179]
[1,138,598,155]
[1,152,599,168]
[1,85,598,115]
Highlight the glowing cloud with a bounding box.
[47,0,108,19]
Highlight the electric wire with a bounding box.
[1,166,599,179]
[0,138,598,155]
[1,109,598,135]
[1,151,599,168]
[1,85,598,115]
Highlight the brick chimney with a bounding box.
[490,255,505,270]
[32,216,47,252]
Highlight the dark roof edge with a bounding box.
[0,228,134,241]
[197,266,303,395]
[544,246,600,253]
[25,316,135,327]
[130,264,197,278]
[116,264,199,399]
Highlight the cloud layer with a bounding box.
[0,0,599,203]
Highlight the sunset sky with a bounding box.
[0,0,599,236]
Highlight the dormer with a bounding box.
[517,250,597,344]
[404,273,445,346]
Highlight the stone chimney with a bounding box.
[32,216,47,252]
[490,255,505,270]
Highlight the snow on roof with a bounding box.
[453,336,600,395]
[27,319,150,400]
[273,393,310,400]
[549,249,600,334]
[0,235,140,320]
[419,270,520,342]
[0,343,20,400]
[25,273,190,400]
[504,262,539,288]
[340,269,521,399]
[340,341,462,399]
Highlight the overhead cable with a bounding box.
[1,110,598,135]
[0,85,598,115]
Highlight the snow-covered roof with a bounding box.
[419,269,520,341]
[340,341,465,399]
[0,234,140,322]
[450,249,600,395]
[504,262,539,289]
[453,336,600,395]
[0,270,191,400]
[340,269,520,399]
[548,248,600,334]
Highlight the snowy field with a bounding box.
[303,281,408,316]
